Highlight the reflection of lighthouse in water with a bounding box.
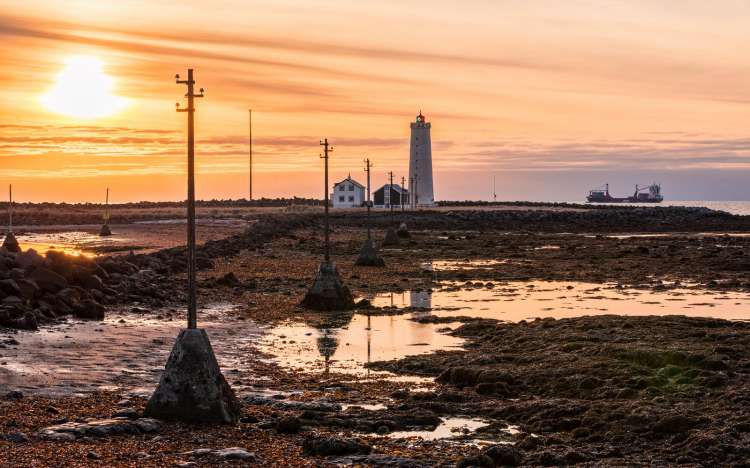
[410,290,432,311]
[409,289,435,348]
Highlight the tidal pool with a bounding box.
[388,417,489,440]
[0,303,264,397]
[4,231,126,257]
[370,281,750,322]
[260,280,750,378]
[258,312,464,379]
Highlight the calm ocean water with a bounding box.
[577,201,750,216]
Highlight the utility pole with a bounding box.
[320,138,333,263]
[8,184,12,232]
[401,176,406,212]
[364,158,373,240]
[409,176,413,210]
[388,171,395,226]
[176,69,204,330]
[248,109,253,200]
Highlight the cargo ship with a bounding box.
[586,183,663,203]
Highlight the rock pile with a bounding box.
[37,417,160,441]
[0,248,114,330]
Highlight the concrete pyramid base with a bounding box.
[144,328,240,424]
[397,222,411,239]
[382,228,400,246]
[355,239,385,267]
[301,261,355,311]
[2,231,20,253]
[99,224,112,237]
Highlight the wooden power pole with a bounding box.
[320,138,333,263]
[176,69,204,330]
[364,158,373,239]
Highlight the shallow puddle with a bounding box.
[258,312,463,379]
[369,281,750,321]
[261,281,750,379]
[420,259,507,272]
[0,303,264,397]
[388,417,489,440]
[6,231,129,257]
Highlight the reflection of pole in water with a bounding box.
[366,313,372,378]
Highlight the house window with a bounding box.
[348,196,354,202]
[339,196,345,202]
[348,185,354,191]
[339,185,345,191]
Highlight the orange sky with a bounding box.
[1,1,749,202]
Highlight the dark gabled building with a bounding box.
[373,184,408,208]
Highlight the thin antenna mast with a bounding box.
[253,109,256,201]
[8,184,12,232]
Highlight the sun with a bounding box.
[41,55,128,119]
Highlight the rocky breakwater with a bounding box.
[0,246,168,330]
[0,213,319,330]
[330,206,750,233]
[0,249,112,330]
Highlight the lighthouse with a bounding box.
[408,111,435,207]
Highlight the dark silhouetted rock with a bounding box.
[75,299,105,320]
[483,445,522,466]
[28,267,68,293]
[302,436,372,456]
[276,416,302,434]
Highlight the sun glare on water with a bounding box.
[41,55,128,119]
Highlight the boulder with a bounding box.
[28,267,68,293]
[302,436,372,456]
[0,279,20,296]
[74,270,104,290]
[16,279,40,300]
[276,416,302,434]
[75,299,105,320]
[15,249,44,270]
[37,418,161,440]
[482,445,523,466]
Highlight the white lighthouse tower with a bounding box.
[408,111,435,207]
